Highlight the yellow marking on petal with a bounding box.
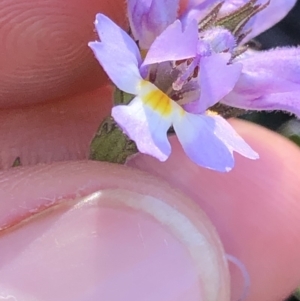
[206,110,219,116]
[139,80,173,117]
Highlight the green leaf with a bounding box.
[113,87,135,105]
[12,157,22,167]
[215,1,257,32]
[89,86,137,164]
[289,135,300,147]
[89,116,138,164]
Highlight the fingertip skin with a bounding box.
[128,119,300,301]
[0,0,126,107]
[0,87,112,169]
[0,160,230,301]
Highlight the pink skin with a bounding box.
[1,0,300,300]
[0,162,230,301]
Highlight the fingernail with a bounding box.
[0,189,230,301]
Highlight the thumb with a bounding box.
[0,161,230,301]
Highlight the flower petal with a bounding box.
[173,112,235,172]
[112,96,173,161]
[127,0,180,49]
[210,115,259,159]
[246,0,296,42]
[220,0,296,43]
[184,53,242,113]
[143,20,199,66]
[180,0,218,26]
[88,14,142,94]
[173,112,258,171]
[222,47,300,116]
[231,92,300,116]
[185,0,214,10]
[93,13,141,61]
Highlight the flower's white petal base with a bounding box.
[112,97,172,161]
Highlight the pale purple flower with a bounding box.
[89,14,258,172]
[143,22,243,114]
[221,48,300,116]
[131,0,300,118]
[127,0,295,48]
[88,0,300,172]
[127,0,180,49]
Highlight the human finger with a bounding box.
[0,161,229,301]
[0,85,112,169]
[0,0,125,108]
[128,119,300,301]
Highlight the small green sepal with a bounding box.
[89,116,138,164]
